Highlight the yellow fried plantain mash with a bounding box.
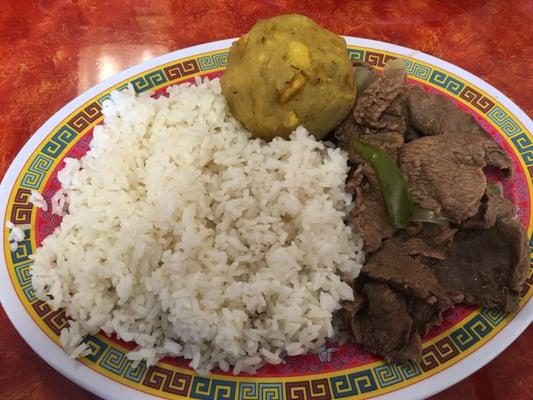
[221,14,356,140]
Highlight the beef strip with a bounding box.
[353,68,407,161]
[338,67,409,251]
[336,67,407,161]
[345,237,450,363]
[407,296,446,334]
[405,85,487,137]
[335,111,358,155]
[399,132,507,223]
[353,68,406,130]
[358,131,405,162]
[350,164,395,252]
[404,85,513,174]
[484,142,514,174]
[346,279,422,363]
[462,189,515,229]
[362,238,457,305]
[428,218,529,311]
[404,224,457,260]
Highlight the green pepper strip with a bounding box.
[487,182,503,197]
[353,139,414,228]
[410,204,450,227]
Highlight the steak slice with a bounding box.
[353,67,406,130]
[363,238,456,305]
[346,279,422,363]
[336,66,407,161]
[349,164,394,252]
[428,218,529,311]
[405,85,487,137]
[399,132,509,223]
[404,224,457,260]
[462,189,516,229]
[345,237,454,363]
[404,85,513,173]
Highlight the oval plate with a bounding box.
[1,38,532,400]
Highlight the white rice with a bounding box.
[6,221,31,252]
[31,78,364,374]
[29,189,48,212]
[50,189,67,216]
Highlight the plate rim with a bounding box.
[0,36,531,400]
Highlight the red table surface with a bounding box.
[0,1,532,399]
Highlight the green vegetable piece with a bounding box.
[410,205,450,227]
[487,182,503,197]
[354,66,377,94]
[353,139,413,228]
